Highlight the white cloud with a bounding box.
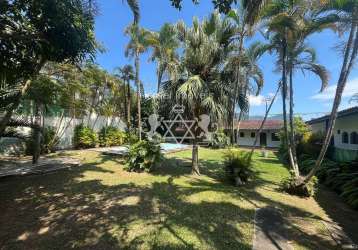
[311,78,358,100]
[249,95,265,106]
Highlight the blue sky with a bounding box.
[94,0,358,120]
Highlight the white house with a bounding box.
[307,106,358,161]
[236,120,283,148]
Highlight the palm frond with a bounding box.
[125,0,140,24]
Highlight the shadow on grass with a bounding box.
[0,151,342,249]
[314,185,358,245]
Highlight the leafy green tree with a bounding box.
[164,12,238,174]
[0,0,97,136]
[148,23,179,93]
[115,65,135,128]
[125,24,152,140]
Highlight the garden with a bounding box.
[1,0,358,249]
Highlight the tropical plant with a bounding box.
[125,138,162,172]
[223,148,254,185]
[115,65,135,128]
[149,23,179,93]
[224,6,264,143]
[125,24,152,140]
[99,126,126,147]
[303,0,358,186]
[282,173,318,197]
[261,0,332,193]
[163,12,238,174]
[73,124,98,149]
[125,0,140,23]
[209,130,230,148]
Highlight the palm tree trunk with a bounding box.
[250,83,280,157]
[289,68,299,167]
[127,80,131,129]
[281,41,299,177]
[231,32,245,144]
[236,84,249,144]
[0,79,32,137]
[135,51,142,140]
[302,22,358,184]
[157,69,163,94]
[123,81,128,125]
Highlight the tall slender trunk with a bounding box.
[127,80,131,129]
[281,40,299,177]
[250,83,281,157]
[231,31,245,144]
[32,103,43,164]
[236,84,249,144]
[289,68,298,167]
[135,51,142,140]
[303,22,358,184]
[157,68,163,94]
[123,81,128,125]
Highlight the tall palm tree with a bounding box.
[115,65,135,128]
[148,23,179,93]
[164,12,238,175]
[225,4,260,143]
[262,0,331,178]
[233,41,267,140]
[125,24,152,140]
[302,0,358,185]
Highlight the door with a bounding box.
[260,132,267,147]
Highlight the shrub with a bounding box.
[73,124,98,149]
[341,176,358,209]
[281,174,318,197]
[26,126,59,155]
[209,130,230,149]
[99,126,125,147]
[125,137,162,172]
[223,149,253,186]
[125,129,140,144]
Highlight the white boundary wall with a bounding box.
[11,114,126,149]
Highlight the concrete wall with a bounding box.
[309,113,358,151]
[237,129,281,148]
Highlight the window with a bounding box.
[337,129,341,134]
[342,132,349,144]
[240,132,245,138]
[272,133,280,141]
[251,132,255,138]
[350,132,358,144]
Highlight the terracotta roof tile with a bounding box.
[237,120,283,130]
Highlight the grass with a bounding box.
[0,148,356,249]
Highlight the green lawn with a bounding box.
[0,148,354,249]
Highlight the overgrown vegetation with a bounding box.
[223,148,254,186]
[300,156,358,209]
[73,124,98,149]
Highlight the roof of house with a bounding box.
[237,120,283,130]
[307,106,358,125]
